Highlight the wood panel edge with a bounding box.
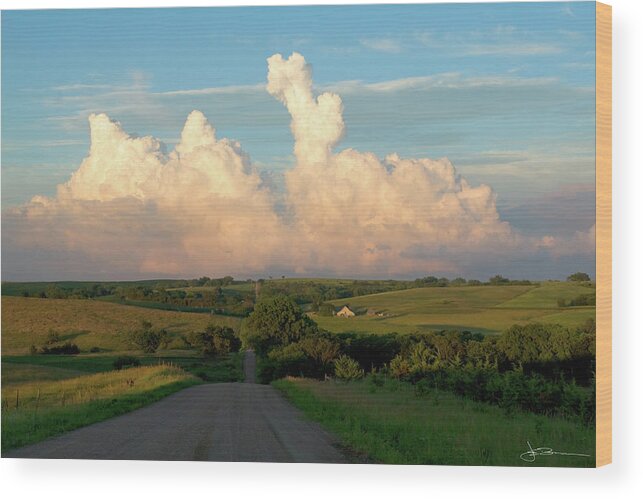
[595,0,612,468]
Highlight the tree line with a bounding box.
[241,295,596,425]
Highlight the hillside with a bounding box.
[313,282,595,334]
[1,296,240,354]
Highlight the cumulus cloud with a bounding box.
[2,52,594,280]
[5,110,286,277]
[267,53,521,276]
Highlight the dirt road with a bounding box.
[5,351,345,463]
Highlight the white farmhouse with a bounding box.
[336,305,355,318]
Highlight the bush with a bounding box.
[406,367,594,425]
[389,354,413,380]
[130,322,166,353]
[40,342,80,355]
[334,355,364,381]
[317,303,336,316]
[89,346,100,353]
[260,335,341,381]
[557,294,596,307]
[338,332,401,371]
[188,325,241,356]
[113,356,141,370]
[131,330,161,353]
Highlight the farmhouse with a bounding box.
[336,305,355,318]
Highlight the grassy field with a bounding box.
[2,351,244,384]
[314,282,595,335]
[1,296,241,354]
[1,365,200,452]
[274,377,595,467]
[1,363,86,385]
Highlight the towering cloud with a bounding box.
[6,110,285,277]
[267,53,345,167]
[267,53,517,276]
[2,53,593,280]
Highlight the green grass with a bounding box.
[498,281,595,309]
[3,354,130,374]
[96,295,246,316]
[2,351,244,383]
[1,296,241,354]
[1,363,86,386]
[1,365,200,452]
[274,377,595,467]
[314,282,594,335]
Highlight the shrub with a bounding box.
[334,355,364,381]
[297,335,340,375]
[29,345,38,355]
[317,303,336,316]
[410,367,594,425]
[188,325,241,356]
[130,323,164,353]
[40,342,80,355]
[389,353,412,380]
[557,294,596,307]
[113,356,141,370]
[338,332,401,371]
[90,346,100,353]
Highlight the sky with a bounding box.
[1,3,597,281]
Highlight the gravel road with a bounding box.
[5,351,346,463]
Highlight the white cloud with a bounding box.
[359,38,402,53]
[155,84,264,97]
[3,53,593,279]
[6,110,286,277]
[325,73,559,94]
[268,53,522,276]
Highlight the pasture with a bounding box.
[314,282,595,335]
[1,296,241,354]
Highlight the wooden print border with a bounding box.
[596,1,612,467]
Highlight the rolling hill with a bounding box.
[313,282,595,334]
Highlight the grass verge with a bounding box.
[1,365,199,452]
[273,377,595,467]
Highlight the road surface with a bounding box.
[5,351,346,463]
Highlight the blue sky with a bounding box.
[1,3,597,280]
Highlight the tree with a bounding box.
[567,272,591,282]
[489,275,510,285]
[45,284,67,299]
[243,295,317,353]
[197,276,211,286]
[317,303,336,316]
[297,335,340,374]
[334,355,364,381]
[189,325,241,356]
[131,321,162,353]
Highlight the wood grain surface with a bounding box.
[596,1,612,468]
